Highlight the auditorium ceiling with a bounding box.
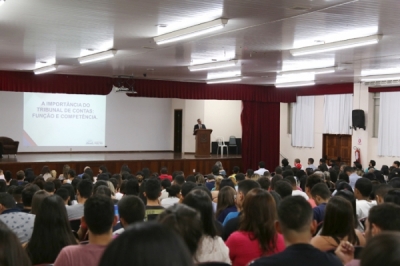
[0,0,398,86]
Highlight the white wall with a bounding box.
[0,91,174,152]
[279,84,400,170]
[171,99,243,153]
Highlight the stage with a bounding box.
[0,152,243,177]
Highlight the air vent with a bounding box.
[364,80,400,87]
[291,6,309,11]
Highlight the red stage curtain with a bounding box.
[241,101,280,171]
[0,71,112,95]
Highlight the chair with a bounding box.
[0,136,19,157]
[216,137,228,156]
[228,136,238,154]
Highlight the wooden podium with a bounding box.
[194,129,212,157]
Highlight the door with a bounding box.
[174,110,183,153]
[323,134,352,166]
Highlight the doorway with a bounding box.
[174,110,183,153]
[322,134,352,166]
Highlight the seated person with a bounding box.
[54,195,117,266]
[144,178,164,221]
[113,195,145,236]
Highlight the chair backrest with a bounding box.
[216,137,224,145]
[229,136,236,145]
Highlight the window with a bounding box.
[373,92,380,138]
[288,103,293,134]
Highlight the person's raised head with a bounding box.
[284,176,297,188]
[232,166,240,174]
[84,195,116,235]
[321,196,359,245]
[67,169,76,179]
[274,180,293,199]
[220,178,235,190]
[355,177,373,200]
[182,188,216,237]
[394,161,400,168]
[30,190,50,215]
[216,186,236,218]
[180,182,197,199]
[0,192,16,212]
[374,184,392,204]
[281,158,289,167]
[161,178,171,189]
[144,178,161,201]
[277,196,314,240]
[308,158,314,165]
[22,184,40,208]
[77,179,93,199]
[365,203,400,242]
[166,185,181,197]
[240,188,278,252]
[235,173,245,182]
[212,165,220,176]
[118,195,145,227]
[174,175,185,186]
[360,232,400,266]
[186,175,196,183]
[282,170,294,179]
[160,167,168,175]
[98,222,193,266]
[344,166,355,174]
[384,189,400,205]
[310,183,331,205]
[246,169,254,178]
[94,186,112,198]
[16,170,25,181]
[275,166,283,175]
[55,188,70,203]
[238,179,261,196]
[305,174,322,195]
[126,179,140,196]
[258,161,266,168]
[0,220,32,266]
[257,176,271,190]
[270,175,283,190]
[43,181,55,194]
[158,204,202,257]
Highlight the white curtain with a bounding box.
[323,94,353,135]
[378,92,400,156]
[291,96,315,147]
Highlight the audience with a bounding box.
[99,222,193,266]
[113,195,145,236]
[0,192,35,243]
[160,184,180,208]
[66,179,93,220]
[250,196,342,266]
[354,178,376,231]
[216,186,237,223]
[25,195,78,265]
[311,197,365,251]
[144,178,164,221]
[311,183,331,225]
[182,189,230,264]
[54,195,117,266]
[0,220,32,266]
[226,188,285,266]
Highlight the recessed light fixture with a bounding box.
[361,73,400,82]
[154,19,228,45]
[207,76,242,84]
[278,66,336,76]
[189,60,238,71]
[275,81,315,88]
[290,35,381,56]
[34,65,57,75]
[156,24,167,28]
[78,50,117,64]
[0,0,5,6]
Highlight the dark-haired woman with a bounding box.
[226,189,285,266]
[161,184,180,208]
[311,196,365,251]
[25,195,78,265]
[183,189,231,264]
[0,220,31,266]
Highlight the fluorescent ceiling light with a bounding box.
[275,73,315,84]
[361,68,400,76]
[207,77,242,84]
[361,73,400,82]
[278,66,336,76]
[189,60,238,71]
[78,50,116,64]
[154,19,228,45]
[34,65,57,75]
[275,81,315,88]
[208,70,241,80]
[290,35,381,56]
[0,0,4,6]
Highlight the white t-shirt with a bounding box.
[292,189,309,200]
[160,197,180,209]
[159,189,169,201]
[254,168,268,176]
[356,199,376,220]
[195,235,231,264]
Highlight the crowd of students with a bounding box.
[0,157,400,266]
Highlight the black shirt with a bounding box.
[249,243,342,266]
[222,213,241,241]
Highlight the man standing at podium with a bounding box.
[193,119,206,135]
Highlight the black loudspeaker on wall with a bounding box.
[352,109,365,130]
